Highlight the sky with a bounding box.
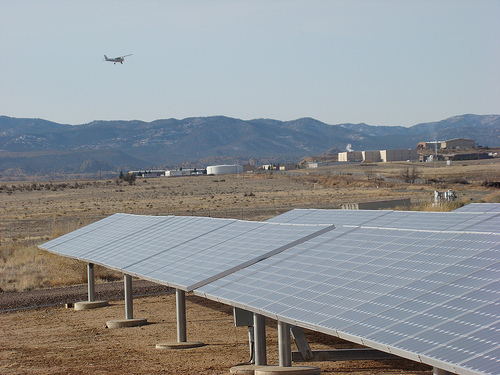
[1,0,499,127]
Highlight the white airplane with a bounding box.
[103,54,132,64]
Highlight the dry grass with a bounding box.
[1,160,499,292]
[0,242,121,292]
[406,200,466,212]
[0,243,85,291]
[479,191,500,203]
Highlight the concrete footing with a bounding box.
[106,318,147,329]
[230,365,258,375]
[74,300,108,311]
[230,365,321,375]
[155,341,205,350]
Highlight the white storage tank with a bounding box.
[206,165,243,175]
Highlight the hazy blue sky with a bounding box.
[1,0,499,126]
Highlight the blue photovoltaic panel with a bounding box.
[453,203,500,213]
[197,225,500,375]
[266,209,391,226]
[268,207,500,233]
[39,213,335,291]
[42,214,233,267]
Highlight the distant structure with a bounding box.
[131,168,205,177]
[304,161,339,168]
[341,198,411,210]
[433,189,457,206]
[417,138,475,150]
[279,163,298,171]
[130,169,166,178]
[206,165,242,175]
[338,151,363,162]
[165,169,202,177]
[261,163,299,170]
[420,152,492,163]
[338,149,417,162]
[442,138,476,149]
[417,141,442,150]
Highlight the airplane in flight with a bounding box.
[103,54,132,64]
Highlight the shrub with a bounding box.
[482,181,500,188]
[123,172,136,185]
[450,177,469,185]
[400,166,421,183]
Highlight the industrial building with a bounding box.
[338,149,417,162]
[417,138,475,150]
[338,151,363,162]
[380,148,418,162]
[442,138,476,149]
[361,150,381,162]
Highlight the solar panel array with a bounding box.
[40,213,334,291]
[197,225,500,374]
[39,204,500,375]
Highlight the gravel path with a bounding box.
[0,280,172,311]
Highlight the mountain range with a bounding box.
[0,114,499,177]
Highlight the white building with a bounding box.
[165,169,201,177]
[206,165,243,175]
[165,170,182,177]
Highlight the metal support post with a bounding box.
[176,289,187,342]
[278,321,292,367]
[87,263,95,302]
[248,326,255,363]
[124,274,133,319]
[254,313,267,365]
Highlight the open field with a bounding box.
[1,159,499,374]
[1,159,500,292]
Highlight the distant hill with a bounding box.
[0,150,147,176]
[0,114,498,177]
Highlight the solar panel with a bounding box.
[266,209,391,226]
[39,213,335,291]
[196,226,500,375]
[268,207,500,233]
[453,203,500,213]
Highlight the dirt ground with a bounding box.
[1,289,433,375]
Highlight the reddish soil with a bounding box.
[1,284,433,374]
